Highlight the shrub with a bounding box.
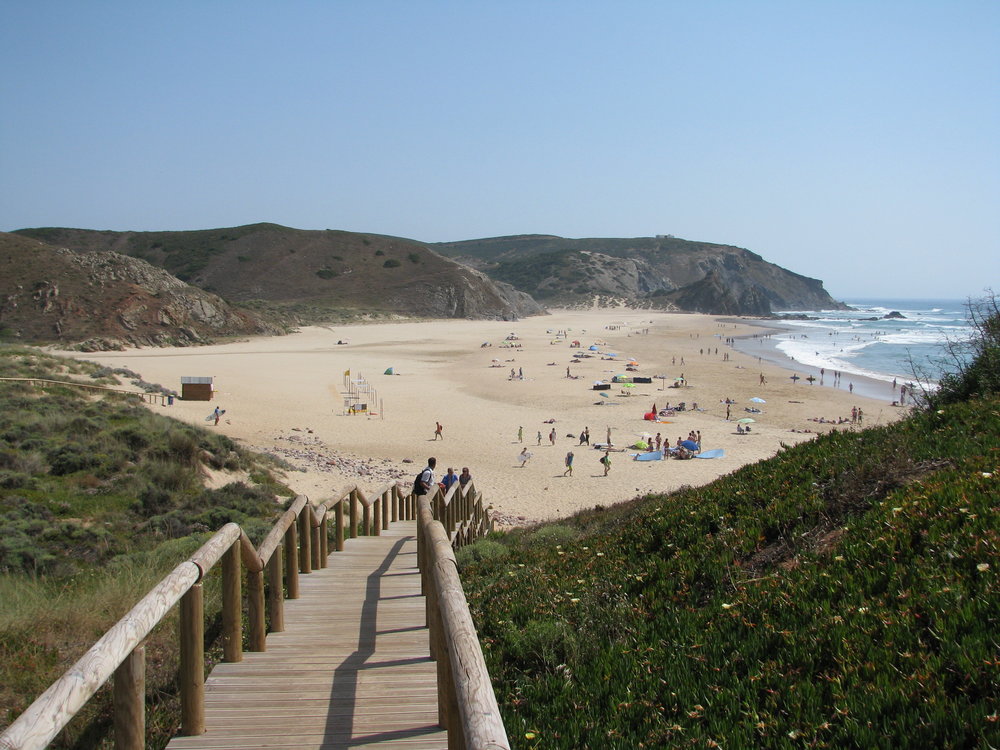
[926,291,1000,408]
[456,538,509,569]
[524,524,579,548]
[382,259,401,268]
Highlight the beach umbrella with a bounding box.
[681,440,699,451]
[749,397,766,403]
[599,393,609,398]
[737,417,755,424]
[589,345,599,351]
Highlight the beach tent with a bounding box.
[384,367,394,375]
[589,345,599,351]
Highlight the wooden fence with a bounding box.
[0,377,171,405]
[0,478,506,750]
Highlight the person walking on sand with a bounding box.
[213,406,222,426]
[518,425,523,443]
[563,451,574,476]
[536,430,542,446]
[601,449,611,476]
[606,426,612,446]
[433,421,443,440]
[549,427,556,445]
[518,448,531,467]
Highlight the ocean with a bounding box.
[765,298,973,386]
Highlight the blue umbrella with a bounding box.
[681,440,699,451]
[749,397,766,403]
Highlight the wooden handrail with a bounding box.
[0,481,412,750]
[416,486,509,750]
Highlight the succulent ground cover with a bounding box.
[461,398,999,748]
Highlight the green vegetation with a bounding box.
[316,268,338,279]
[462,302,1000,748]
[0,346,291,747]
[408,252,421,264]
[927,293,1000,409]
[383,258,401,268]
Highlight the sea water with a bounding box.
[769,298,973,385]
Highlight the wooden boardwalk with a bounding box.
[166,521,448,750]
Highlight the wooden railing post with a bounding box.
[311,516,322,570]
[179,583,205,736]
[113,644,145,750]
[373,496,382,536]
[267,548,285,633]
[285,523,299,599]
[383,489,391,529]
[247,566,266,652]
[320,515,329,564]
[391,488,399,522]
[335,499,345,551]
[299,506,312,574]
[350,490,359,538]
[222,542,242,663]
[363,500,372,536]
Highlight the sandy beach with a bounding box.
[58,310,908,526]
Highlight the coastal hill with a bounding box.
[433,234,846,314]
[0,232,282,349]
[12,224,544,328]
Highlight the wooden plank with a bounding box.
[165,522,448,750]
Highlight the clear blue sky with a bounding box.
[2,1,997,300]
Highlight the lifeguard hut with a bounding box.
[180,376,214,401]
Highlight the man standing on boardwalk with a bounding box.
[415,457,437,495]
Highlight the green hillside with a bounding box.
[0,347,292,747]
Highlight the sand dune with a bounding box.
[60,310,906,526]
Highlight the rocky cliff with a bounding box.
[434,235,847,315]
[0,233,283,349]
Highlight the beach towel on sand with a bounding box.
[694,449,725,459]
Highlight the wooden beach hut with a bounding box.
[180,375,214,401]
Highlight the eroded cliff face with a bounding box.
[411,268,545,320]
[1,234,282,349]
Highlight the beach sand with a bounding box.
[57,310,909,526]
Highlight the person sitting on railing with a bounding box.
[440,467,459,491]
[458,467,472,487]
